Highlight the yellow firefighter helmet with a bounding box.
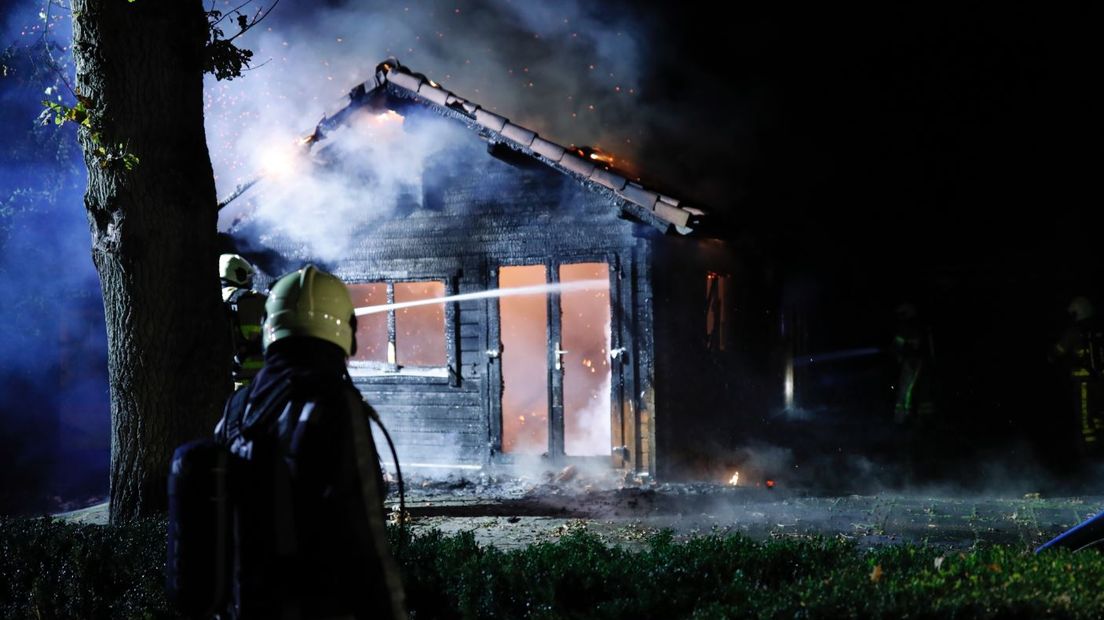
[263,265,355,355]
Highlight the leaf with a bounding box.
[870,564,884,583]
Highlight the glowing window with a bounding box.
[347,280,448,374]
[394,281,446,366]
[348,283,388,363]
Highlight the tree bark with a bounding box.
[71,0,231,522]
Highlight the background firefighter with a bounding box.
[219,253,267,389]
[1051,296,1104,460]
[892,302,940,480]
[892,303,937,424]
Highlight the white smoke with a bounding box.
[207,0,655,238]
[564,319,612,456]
[238,110,464,261]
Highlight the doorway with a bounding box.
[497,260,618,462]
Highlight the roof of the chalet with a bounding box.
[309,58,706,235]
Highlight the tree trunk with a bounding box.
[71,0,231,522]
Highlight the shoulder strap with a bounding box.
[226,287,250,307]
[215,385,253,445]
[241,379,295,437]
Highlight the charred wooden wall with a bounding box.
[258,117,655,470]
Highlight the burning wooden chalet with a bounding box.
[226,58,781,479]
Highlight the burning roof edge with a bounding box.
[312,58,707,235]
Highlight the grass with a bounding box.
[2,516,1103,619]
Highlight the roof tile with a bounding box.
[619,183,659,211]
[530,137,566,162]
[474,109,508,132]
[387,71,423,92]
[500,123,537,147]
[654,202,691,227]
[590,168,628,192]
[559,153,597,178]
[418,83,451,106]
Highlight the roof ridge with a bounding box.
[320,57,704,234]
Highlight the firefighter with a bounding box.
[219,253,266,389]
[892,303,936,425]
[214,265,405,619]
[1051,296,1104,459]
[891,302,941,481]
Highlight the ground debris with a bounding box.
[555,465,578,483]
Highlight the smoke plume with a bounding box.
[0,2,109,514]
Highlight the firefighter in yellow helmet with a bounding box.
[219,254,266,389]
[1051,296,1104,458]
[214,265,405,619]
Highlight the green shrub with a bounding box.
[4,516,1104,619]
[0,517,176,619]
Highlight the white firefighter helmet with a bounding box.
[263,265,355,355]
[1069,296,1095,322]
[219,254,255,287]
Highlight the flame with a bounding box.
[570,145,616,167]
[589,152,615,165]
[258,141,305,180]
[728,471,740,486]
[373,110,405,124]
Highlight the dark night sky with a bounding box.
[0,2,1099,510]
[660,5,1099,454]
[648,5,1096,264]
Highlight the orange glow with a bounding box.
[394,281,445,366]
[765,479,776,489]
[571,145,616,167]
[561,262,611,457]
[348,283,388,362]
[501,265,549,454]
[373,110,405,124]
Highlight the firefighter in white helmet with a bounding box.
[219,254,266,389]
[214,265,405,619]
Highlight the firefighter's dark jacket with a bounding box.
[1053,317,1103,379]
[216,337,406,619]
